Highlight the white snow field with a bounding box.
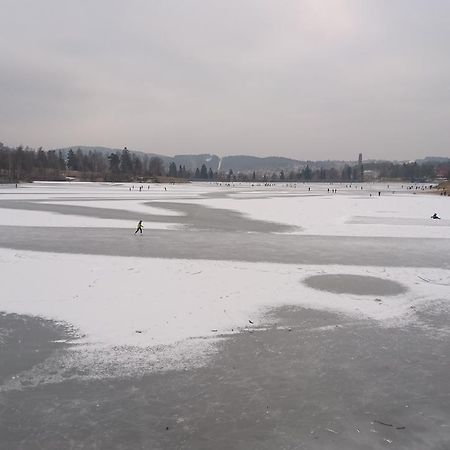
[0,181,449,380]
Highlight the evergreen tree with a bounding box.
[302,165,312,181]
[148,157,164,176]
[168,161,177,177]
[75,149,84,172]
[341,165,352,181]
[200,164,208,179]
[67,149,77,170]
[120,147,133,174]
[58,151,66,170]
[108,153,120,174]
[36,148,47,169]
[133,155,143,177]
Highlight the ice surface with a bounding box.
[186,188,450,238]
[0,181,449,378]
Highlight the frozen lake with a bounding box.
[0,181,449,449]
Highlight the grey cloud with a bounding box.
[1,0,449,159]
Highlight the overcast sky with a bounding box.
[1,0,449,160]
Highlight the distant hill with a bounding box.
[54,146,174,167]
[51,146,384,173]
[53,147,218,171]
[219,155,304,172]
[417,156,450,164]
[52,146,307,172]
[54,146,123,157]
[172,154,220,171]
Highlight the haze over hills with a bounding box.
[53,146,306,172]
[53,145,370,173]
[2,141,448,182]
[53,145,450,174]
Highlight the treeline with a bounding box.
[217,161,448,183]
[0,145,66,181]
[0,143,448,183]
[0,145,168,182]
[0,144,218,182]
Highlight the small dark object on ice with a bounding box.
[135,330,142,334]
[248,320,254,324]
[374,420,405,430]
[166,426,169,430]
[431,213,441,219]
[374,420,393,427]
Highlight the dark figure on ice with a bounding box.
[431,213,441,219]
[135,220,144,234]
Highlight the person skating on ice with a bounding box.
[135,220,144,234]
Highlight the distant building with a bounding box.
[358,153,364,181]
[363,169,378,181]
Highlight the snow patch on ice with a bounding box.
[0,337,224,392]
[1,248,449,381]
[42,200,185,217]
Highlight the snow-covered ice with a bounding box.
[0,181,449,379]
[186,187,450,238]
[1,249,449,348]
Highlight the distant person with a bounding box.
[431,213,441,219]
[135,220,144,234]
